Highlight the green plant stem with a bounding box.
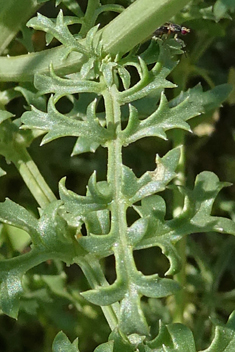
[172,131,187,323]
[12,148,56,208]
[172,236,187,323]
[1,246,73,274]
[0,0,192,82]
[0,46,86,82]
[80,0,100,37]
[73,80,122,331]
[103,83,132,329]
[101,0,191,56]
[0,0,40,54]
[77,255,119,330]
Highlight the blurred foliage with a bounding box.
[0,0,235,351]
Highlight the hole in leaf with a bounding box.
[67,23,82,37]
[134,246,169,277]
[215,308,230,324]
[96,95,105,114]
[187,255,200,273]
[104,254,116,284]
[32,30,48,51]
[27,259,61,276]
[122,138,169,178]
[126,206,140,226]
[0,224,32,258]
[80,223,88,237]
[96,10,120,28]
[7,95,27,118]
[123,65,140,89]
[55,96,74,114]
[218,270,235,292]
[65,262,85,285]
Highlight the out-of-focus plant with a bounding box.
[0,0,235,351]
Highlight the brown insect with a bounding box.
[154,22,190,40]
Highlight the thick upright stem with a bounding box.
[103,83,137,327]
[0,0,192,82]
[80,0,100,37]
[77,255,119,330]
[105,86,129,250]
[171,131,187,323]
[12,148,56,208]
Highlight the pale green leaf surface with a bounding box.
[85,25,101,55]
[0,88,20,107]
[37,201,72,249]
[122,147,180,205]
[121,149,183,275]
[21,97,112,146]
[102,62,119,87]
[27,11,87,55]
[117,66,131,90]
[94,341,114,352]
[87,174,112,203]
[118,56,176,105]
[72,137,100,155]
[59,177,110,217]
[200,83,232,111]
[55,0,84,17]
[81,278,126,306]
[78,232,115,256]
[135,172,235,275]
[0,167,6,177]
[121,92,195,145]
[122,82,215,146]
[137,171,235,242]
[119,290,149,336]
[16,85,47,111]
[136,274,180,298]
[134,195,181,275]
[0,201,78,318]
[173,172,235,236]
[213,0,235,20]
[0,0,40,54]
[130,147,181,203]
[148,322,196,352]
[127,218,148,246]
[0,272,23,319]
[117,39,183,117]
[0,110,14,124]
[104,328,144,352]
[77,206,112,251]
[17,26,35,53]
[52,331,80,352]
[41,273,71,300]
[0,198,39,244]
[85,209,110,235]
[0,249,44,318]
[202,311,235,352]
[121,164,139,199]
[170,84,232,113]
[79,57,97,80]
[135,220,182,276]
[34,69,104,99]
[0,120,35,160]
[81,247,180,333]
